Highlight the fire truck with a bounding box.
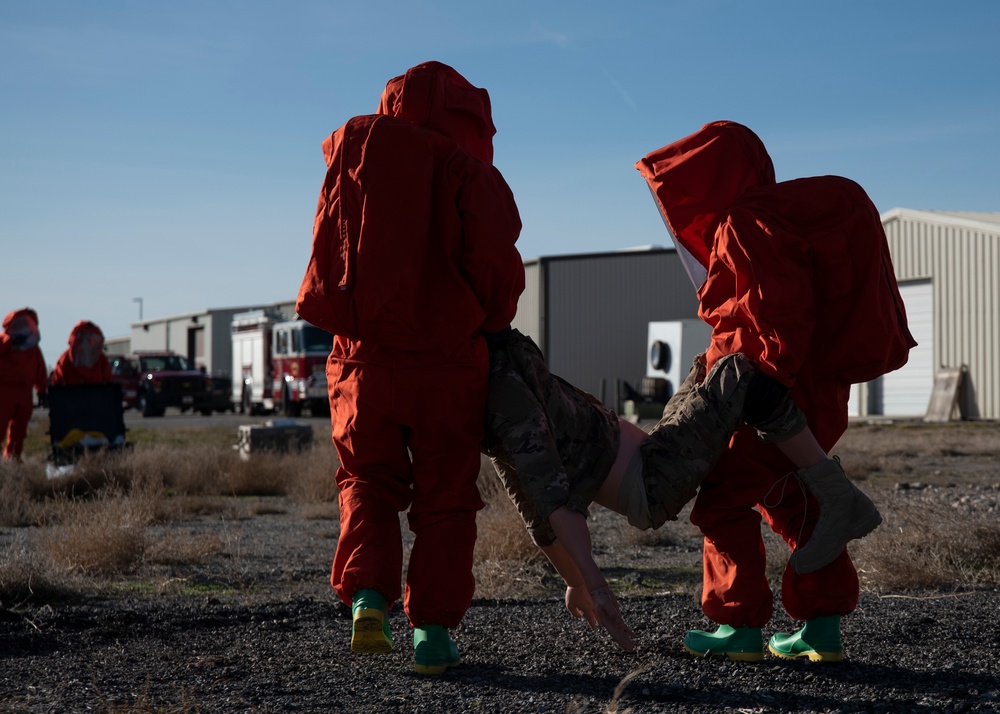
[230,310,333,416]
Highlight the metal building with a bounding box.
[107,209,999,420]
[511,247,699,408]
[866,209,1000,420]
[120,301,296,378]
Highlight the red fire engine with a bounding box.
[230,310,333,416]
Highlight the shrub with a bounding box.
[35,483,159,576]
[853,488,1000,590]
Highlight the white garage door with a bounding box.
[879,279,934,416]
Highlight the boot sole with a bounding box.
[791,507,883,574]
[768,645,844,663]
[684,644,764,662]
[413,658,461,675]
[351,609,392,654]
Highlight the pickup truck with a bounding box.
[110,352,213,417]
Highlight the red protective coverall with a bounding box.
[297,61,524,628]
[50,321,113,386]
[637,121,915,626]
[0,308,48,460]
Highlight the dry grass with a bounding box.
[145,530,224,565]
[474,456,541,564]
[35,483,160,575]
[0,432,343,603]
[0,533,79,603]
[852,489,1000,590]
[473,456,552,597]
[4,420,999,608]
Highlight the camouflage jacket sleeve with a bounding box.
[482,330,618,547]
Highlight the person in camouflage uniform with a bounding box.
[482,328,878,652]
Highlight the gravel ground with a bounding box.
[2,422,999,713]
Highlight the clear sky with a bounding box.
[3,1,998,368]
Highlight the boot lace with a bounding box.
[763,469,810,552]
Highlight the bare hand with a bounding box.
[565,585,598,630]
[589,585,636,652]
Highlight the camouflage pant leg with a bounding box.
[659,353,707,419]
[749,392,808,442]
[639,353,757,528]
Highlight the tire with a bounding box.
[649,340,671,372]
[283,386,302,417]
[138,391,162,418]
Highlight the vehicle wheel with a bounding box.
[139,392,161,418]
[283,386,302,417]
[200,408,213,416]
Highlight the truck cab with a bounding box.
[127,351,214,417]
[271,320,333,416]
[231,311,332,416]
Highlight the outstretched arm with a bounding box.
[545,506,635,651]
[539,540,598,628]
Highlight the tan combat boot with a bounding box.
[789,458,882,574]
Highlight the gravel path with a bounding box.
[2,422,1000,713]
[2,583,998,713]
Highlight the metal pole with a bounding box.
[132,297,143,321]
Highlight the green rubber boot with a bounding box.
[683,624,765,662]
[351,589,393,654]
[768,615,843,663]
[413,625,461,675]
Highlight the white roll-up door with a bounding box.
[879,280,934,416]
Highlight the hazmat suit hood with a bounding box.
[68,321,105,369]
[636,121,775,271]
[376,60,497,165]
[2,308,40,351]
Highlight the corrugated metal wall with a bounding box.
[515,249,699,407]
[510,261,541,342]
[883,213,1000,419]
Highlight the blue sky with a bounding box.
[3,1,998,368]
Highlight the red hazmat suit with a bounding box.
[51,321,113,386]
[297,61,524,628]
[637,121,915,626]
[0,308,48,460]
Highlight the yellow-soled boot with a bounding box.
[351,589,393,653]
[413,625,461,675]
[768,615,844,663]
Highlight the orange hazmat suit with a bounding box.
[51,321,113,386]
[637,121,915,626]
[297,61,524,628]
[0,308,48,460]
